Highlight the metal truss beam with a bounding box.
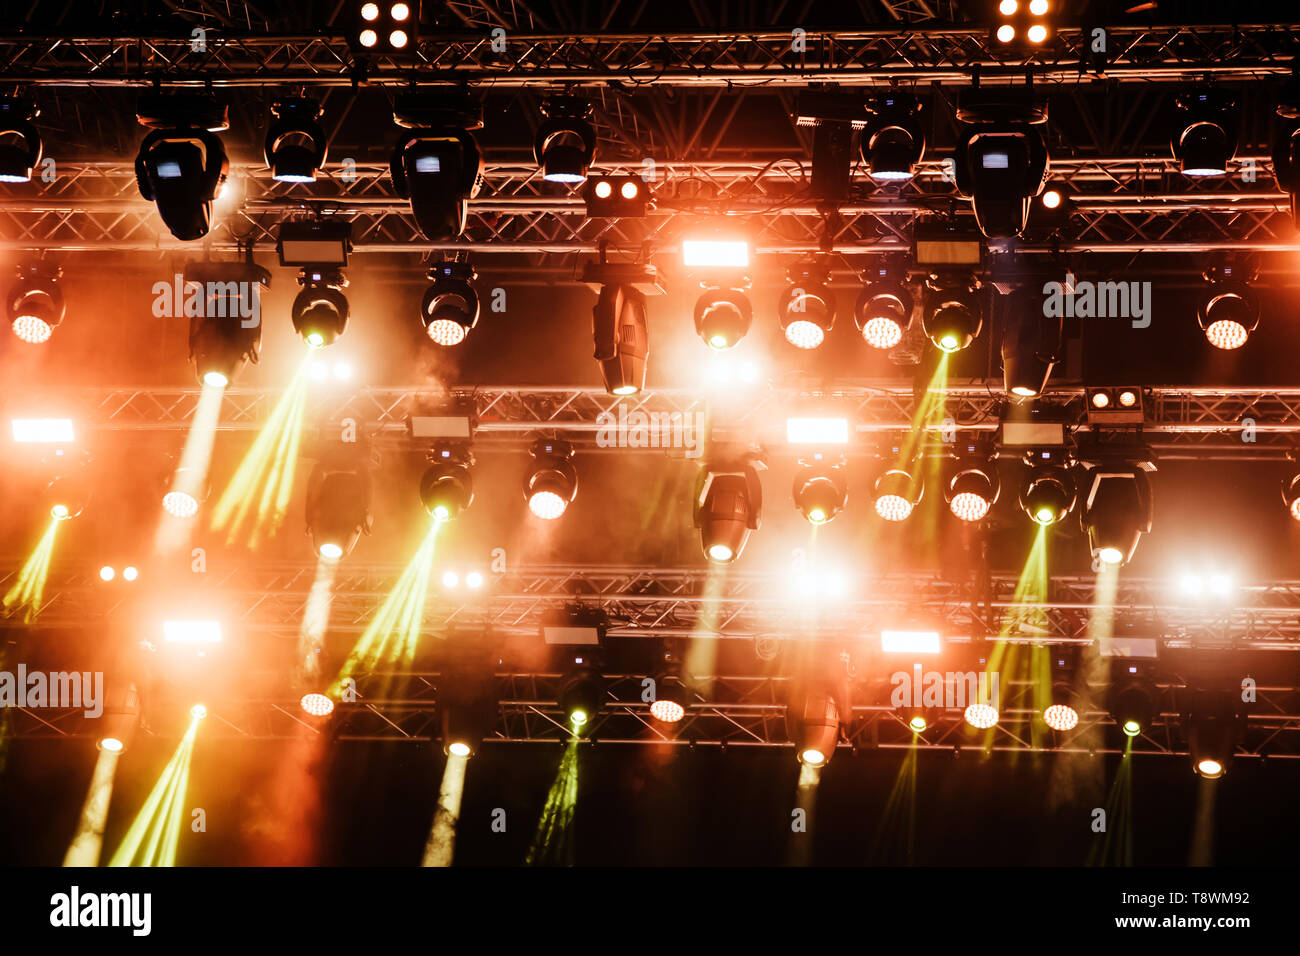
[0,158,1294,255]
[10,384,1299,457]
[6,673,1300,754]
[2,25,1297,88]
[12,563,1300,648]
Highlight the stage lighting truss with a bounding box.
[0,96,42,183]
[1079,462,1155,567]
[7,263,64,345]
[534,96,596,185]
[788,680,845,767]
[1085,386,1143,424]
[861,90,926,182]
[185,259,270,387]
[1172,87,1238,178]
[352,1,419,54]
[922,273,983,353]
[292,267,350,348]
[264,98,328,184]
[1000,285,1062,398]
[1107,659,1157,739]
[390,95,485,241]
[420,444,475,521]
[583,174,650,218]
[953,94,1049,239]
[792,454,848,525]
[945,452,999,522]
[994,0,1053,47]
[854,264,913,351]
[422,259,480,347]
[1186,688,1246,779]
[1197,260,1260,351]
[694,281,753,351]
[779,260,835,350]
[872,463,922,522]
[304,462,374,560]
[1019,453,1076,526]
[134,96,230,242]
[525,438,578,520]
[695,461,763,563]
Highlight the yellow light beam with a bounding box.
[155,381,225,555]
[62,746,121,867]
[108,716,199,867]
[2,517,61,622]
[525,738,580,866]
[421,752,469,867]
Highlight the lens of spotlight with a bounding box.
[909,715,927,732]
[291,272,350,348]
[964,702,998,729]
[707,544,733,562]
[923,289,981,354]
[594,180,613,199]
[319,543,343,559]
[947,465,998,522]
[391,2,410,19]
[1092,391,1110,409]
[525,440,578,520]
[1043,703,1079,731]
[1196,758,1224,778]
[1027,24,1047,43]
[390,30,409,48]
[124,566,138,581]
[1029,0,1047,12]
[997,24,1015,42]
[1041,189,1062,209]
[361,2,379,18]
[1117,389,1138,407]
[360,29,378,47]
[191,704,207,720]
[694,290,752,351]
[51,503,69,520]
[559,667,603,731]
[999,0,1018,12]
[1021,466,1074,526]
[443,570,459,588]
[98,737,124,753]
[873,469,919,522]
[420,452,474,520]
[855,281,912,350]
[779,281,834,350]
[162,490,200,519]
[448,741,472,757]
[300,692,334,717]
[99,566,115,582]
[466,571,483,588]
[793,465,847,525]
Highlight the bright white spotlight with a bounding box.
[682,239,750,268]
[786,417,850,445]
[881,630,941,654]
[11,418,74,443]
[123,566,138,582]
[466,571,484,589]
[300,692,334,717]
[442,570,459,588]
[964,702,998,729]
[162,490,200,519]
[163,621,222,644]
[1043,703,1079,732]
[99,566,116,582]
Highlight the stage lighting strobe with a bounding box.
[422,260,480,346]
[525,439,578,520]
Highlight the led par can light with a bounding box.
[420,446,475,520]
[7,264,65,345]
[779,262,836,350]
[524,439,578,520]
[422,260,480,346]
[854,278,913,350]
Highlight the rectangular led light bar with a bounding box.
[881,630,942,654]
[11,418,75,443]
[682,239,750,269]
[786,417,850,445]
[163,621,223,644]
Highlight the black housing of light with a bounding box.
[953,96,1049,239]
[862,91,926,181]
[1186,689,1245,779]
[592,284,649,395]
[787,680,845,767]
[0,97,42,183]
[945,457,1000,522]
[558,664,604,731]
[420,445,475,520]
[534,97,597,184]
[922,275,983,353]
[524,438,578,520]
[422,260,480,347]
[855,274,913,350]
[1021,461,1076,526]
[695,463,763,563]
[694,286,753,351]
[185,260,270,386]
[1172,87,1238,177]
[264,98,328,183]
[304,463,373,559]
[135,127,230,242]
[1000,286,1063,398]
[792,456,848,524]
[583,175,649,217]
[1080,465,1154,567]
[779,262,836,349]
[390,95,485,240]
[1197,262,1259,351]
[7,263,65,345]
[291,267,350,347]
